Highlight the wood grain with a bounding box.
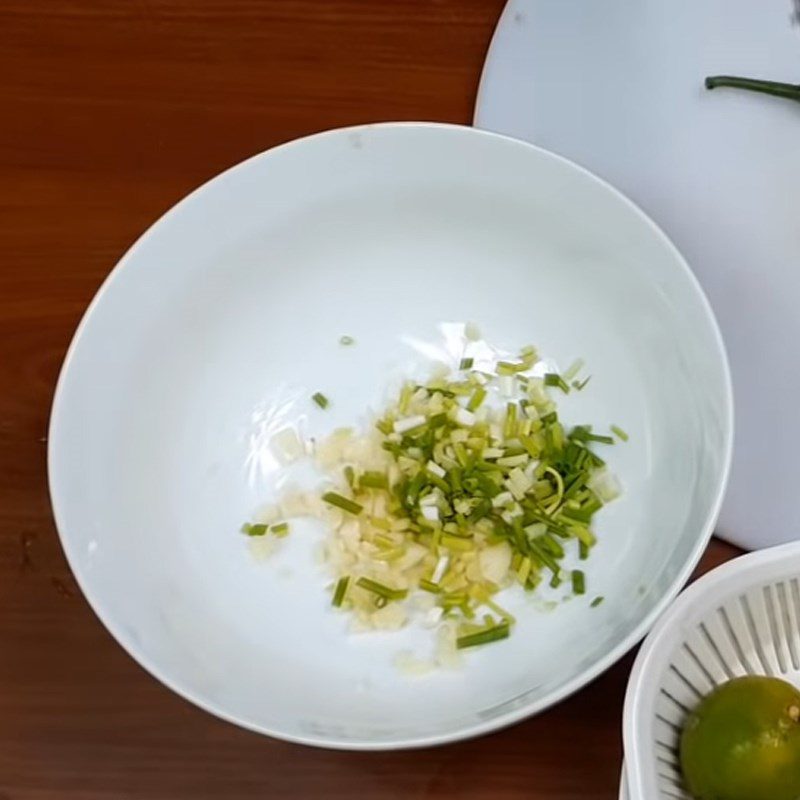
[0,2,742,798]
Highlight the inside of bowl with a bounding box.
[50,124,730,747]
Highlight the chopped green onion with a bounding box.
[322,492,363,515]
[540,533,565,559]
[504,402,517,439]
[394,415,426,434]
[271,522,289,537]
[467,386,487,412]
[518,434,540,459]
[529,540,559,574]
[355,577,408,601]
[544,373,570,393]
[312,392,330,409]
[359,471,389,490]
[570,426,614,445]
[292,337,623,655]
[428,412,448,428]
[441,591,468,609]
[441,534,474,552]
[569,425,591,442]
[611,424,629,442]
[591,596,604,608]
[456,622,511,649]
[563,358,585,382]
[496,361,528,375]
[332,576,350,607]
[339,335,355,346]
[241,522,268,536]
[426,473,449,494]
[572,375,592,391]
[496,453,528,468]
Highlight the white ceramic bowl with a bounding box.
[49,123,732,749]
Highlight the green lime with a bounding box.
[680,675,800,800]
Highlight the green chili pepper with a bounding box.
[705,75,800,104]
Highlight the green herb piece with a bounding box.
[497,361,527,375]
[467,385,487,412]
[355,577,408,601]
[359,471,389,490]
[312,392,330,409]
[518,434,540,459]
[441,534,475,552]
[529,539,560,574]
[611,424,629,442]
[241,522,268,536]
[332,576,350,607]
[456,622,511,649]
[339,335,355,345]
[504,402,518,439]
[441,591,469,610]
[540,410,558,425]
[572,569,586,596]
[563,358,585,382]
[591,596,604,608]
[322,491,363,515]
[570,426,614,445]
[517,556,532,586]
[428,412,448,429]
[540,533,565,559]
[544,373,570,393]
[271,522,289,537]
[459,357,474,370]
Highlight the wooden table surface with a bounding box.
[0,2,742,798]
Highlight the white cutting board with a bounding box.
[475,0,800,552]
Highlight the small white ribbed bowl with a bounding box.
[622,541,800,799]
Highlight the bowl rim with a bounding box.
[47,121,734,750]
